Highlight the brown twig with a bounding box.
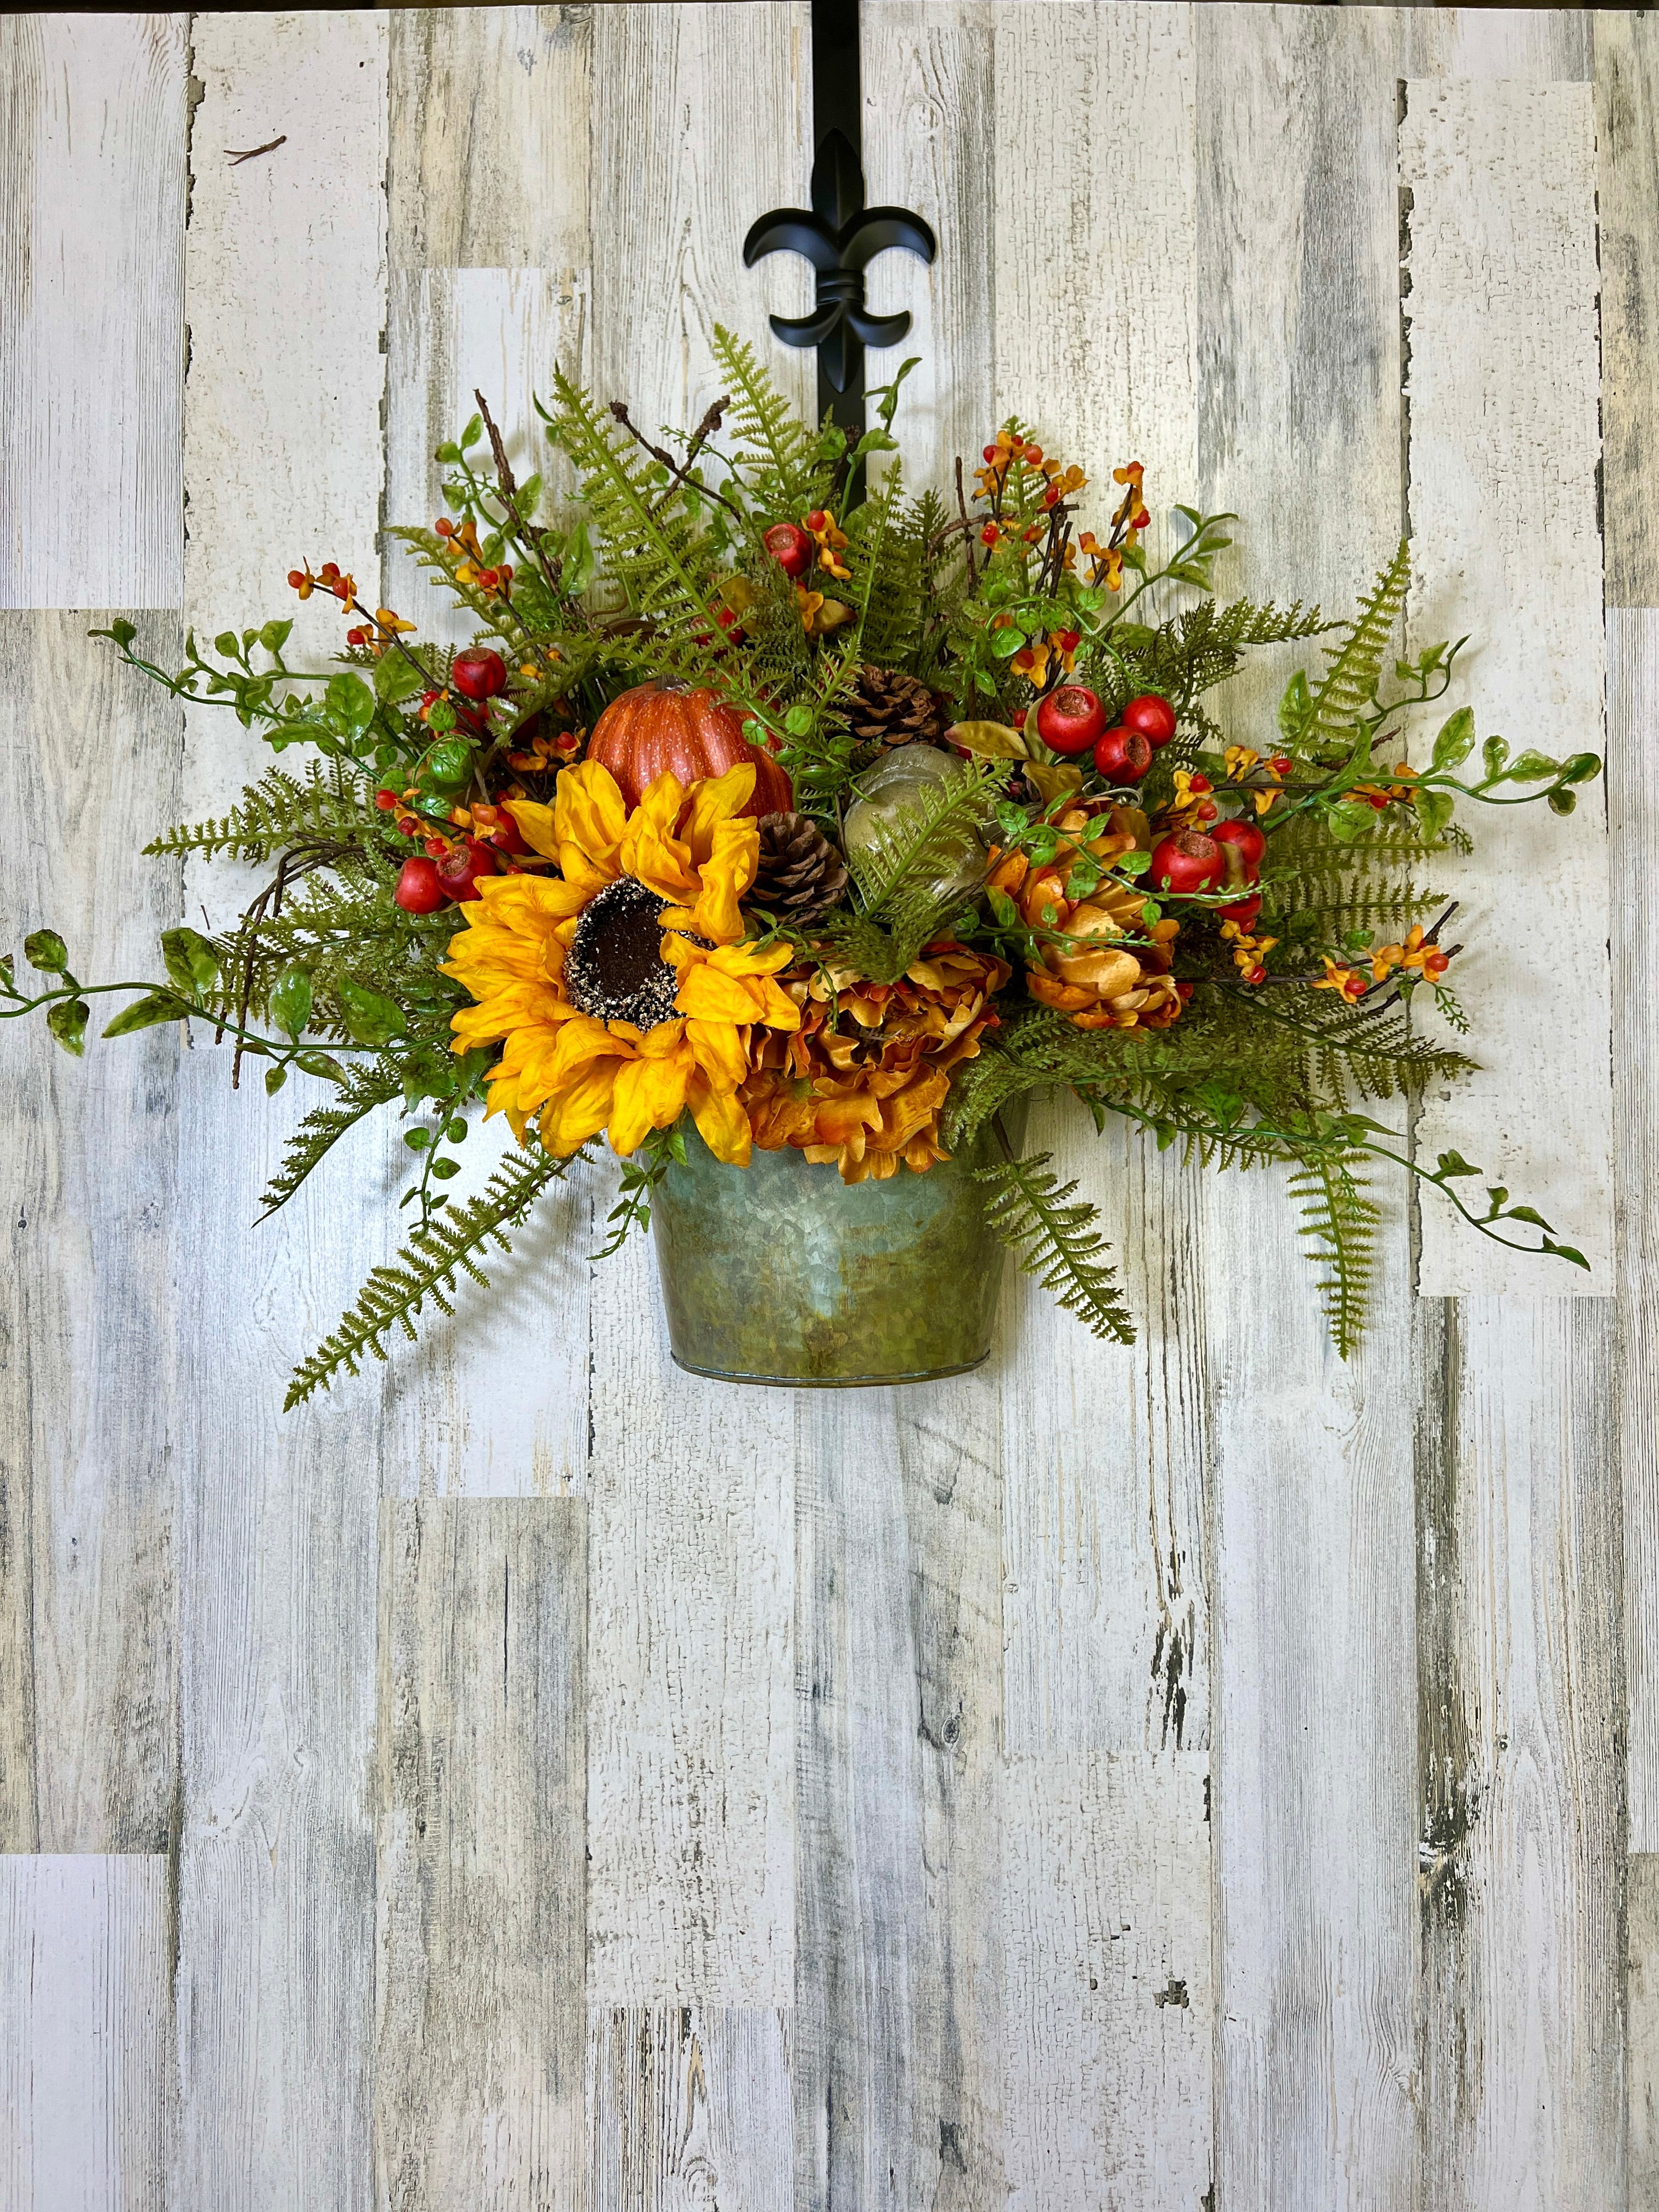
[220,837,353,1086]
[607,399,746,524]
[226,136,286,165]
[955,457,979,594]
[473,388,564,599]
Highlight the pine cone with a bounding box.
[749,812,850,925]
[849,665,949,750]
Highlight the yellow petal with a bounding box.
[502,798,558,859]
[553,761,628,870]
[619,809,697,902]
[685,1017,750,1087]
[606,1048,691,1155]
[680,763,757,861]
[675,961,768,1023]
[689,816,759,943]
[538,1060,620,1154]
[686,1069,752,1165]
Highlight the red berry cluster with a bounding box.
[1034,687,1176,786]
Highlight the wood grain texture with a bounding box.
[1630,1854,1659,2210]
[1002,1753,1212,2211]
[793,1384,1005,2211]
[991,1,1209,1763]
[1415,1300,1625,2211]
[0,1855,168,2212]
[1402,77,1612,1294]
[387,3,592,272]
[588,2007,792,2211]
[861,2,995,493]
[582,2,808,2015]
[172,17,388,2212]
[1612,609,1659,1848]
[0,14,185,610]
[0,614,180,1855]
[1197,10,1421,2207]
[1597,10,1659,608]
[375,1499,586,2211]
[1401,6,1594,82]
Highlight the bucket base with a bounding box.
[668,1350,990,1390]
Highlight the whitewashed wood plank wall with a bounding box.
[0,7,1650,2207]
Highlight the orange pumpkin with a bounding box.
[587,679,793,818]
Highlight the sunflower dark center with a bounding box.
[565,876,680,1028]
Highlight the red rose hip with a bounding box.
[1036,684,1107,757]
[1092,725,1152,784]
[1121,693,1178,747]
[436,836,499,902]
[763,522,812,579]
[1210,818,1266,877]
[394,855,447,914]
[1218,891,1263,928]
[451,647,507,702]
[1148,830,1223,895]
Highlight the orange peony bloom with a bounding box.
[740,943,1010,1183]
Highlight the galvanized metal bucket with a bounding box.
[650,1112,1018,1387]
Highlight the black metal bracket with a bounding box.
[743,0,936,449]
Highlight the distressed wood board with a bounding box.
[0,8,1647,2209]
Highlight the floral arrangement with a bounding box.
[2,331,1600,1404]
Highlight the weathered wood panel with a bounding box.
[1417,1300,1625,2210]
[588,2007,793,2211]
[0,614,180,1856]
[1002,1753,1211,2211]
[1630,1854,1659,2210]
[1402,78,1612,1294]
[1612,608,1659,1850]
[581,2,806,2018]
[1197,10,1422,2206]
[793,1385,1005,2211]
[374,1499,586,2211]
[1597,12,1659,608]
[0,1855,168,2212]
[0,14,185,610]
[172,17,388,2212]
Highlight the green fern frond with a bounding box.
[1304,539,1412,754]
[1285,1149,1379,1357]
[975,1147,1136,1345]
[144,761,377,860]
[257,1055,407,1220]
[710,324,824,512]
[284,1144,579,1408]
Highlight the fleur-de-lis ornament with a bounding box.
[743,0,935,439]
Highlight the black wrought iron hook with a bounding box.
[743,0,936,446]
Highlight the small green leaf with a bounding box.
[161,925,219,995]
[1547,788,1577,816]
[460,413,483,451]
[1413,786,1455,841]
[988,888,1020,929]
[269,962,313,1041]
[258,618,294,654]
[1502,748,1561,782]
[444,1116,467,1142]
[1482,734,1510,780]
[404,1127,432,1151]
[47,998,89,1055]
[1561,752,1602,786]
[324,672,376,740]
[295,1050,347,1083]
[1506,1205,1551,1229]
[1431,706,1475,771]
[435,440,462,466]
[264,1064,288,1095]
[1436,1150,1479,1178]
[1545,1240,1590,1269]
[425,696,458,735]
[108,619,138,648]
[990,627,1028,659]
[336,979,407,1048]
[374,652,427,706]
[430,1156,461,1180]
[214,630,239,658]
[24,929,68,973]
[516,472,542,518]
[421,738,473,789]
[783,704,814,737]
[101,992,179,1037]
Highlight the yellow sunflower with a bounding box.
[441,759,799,1164]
